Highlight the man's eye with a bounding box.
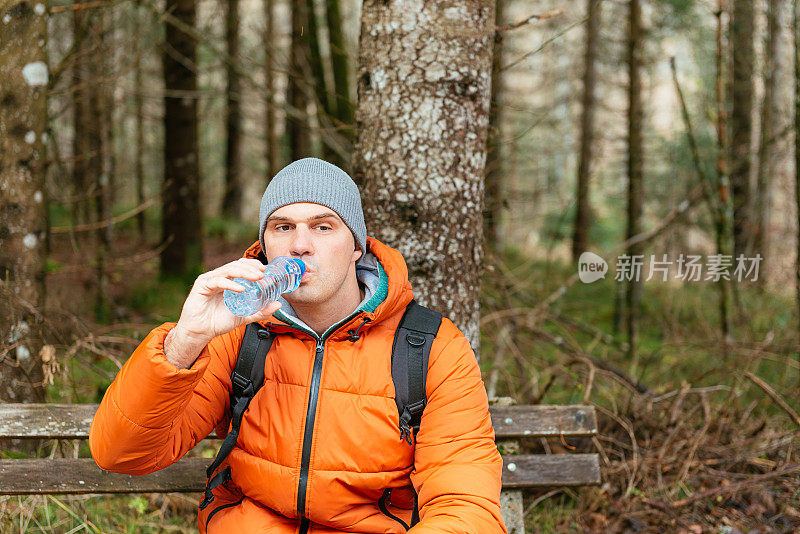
[317,225,331,231]
[276,225,291,231]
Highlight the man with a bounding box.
[89,158,507,533]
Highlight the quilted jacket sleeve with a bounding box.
[408,319,507,534]
[89,322,243,474]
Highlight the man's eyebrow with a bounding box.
[266,212,339,223]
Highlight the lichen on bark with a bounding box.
[352,0,497,353]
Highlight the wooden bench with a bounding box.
[0,403,600,532]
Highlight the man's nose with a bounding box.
[289,225,313,257]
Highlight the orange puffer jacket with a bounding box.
[89,236,507,534]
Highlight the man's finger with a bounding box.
[201,276,248,293]
[211,264,266,281]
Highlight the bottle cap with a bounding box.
[292,258,306,275]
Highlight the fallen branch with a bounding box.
[501,16,587,72]
[49,0,121,14]
[642,462,800,510]
[744,372,800,428]
[533,326,649,394]
[51,197,157,234]
[495,9,564,33]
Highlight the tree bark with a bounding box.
[754,0,784,274]
[72,5,107,319]
[625,0,644,366]
[71,7,92,225]
[160,0,203,278]
[730,0,756,257]
[263,0,279,179]
[352,0,497,351]
[326,0,352,139]
[716,1,734,342]
[304,0,328,115]
[222,0,243,218]
[483,0,504,251]
[288,0,311,159]
[572,0,601,263]
[303,0,344,166]
[95,11,113,321]
[134,0,147,239]
[794,0,800,337]
[0,0,49,404]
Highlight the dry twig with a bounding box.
[744,372,800,428]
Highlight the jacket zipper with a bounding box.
[271,310,368,534]
[297,341,325,534]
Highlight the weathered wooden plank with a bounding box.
[0,458,208,494]
[0,454,601,494]
[0,404,597,439]
[491,405,597,438]
[501,454,601,488]
[0,404,98,439]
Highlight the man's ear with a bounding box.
[351,232,363,262]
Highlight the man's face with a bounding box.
[263,202,363,307]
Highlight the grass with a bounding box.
[524,492,579,533]
[481,243,799,412]
[2,494,198,533]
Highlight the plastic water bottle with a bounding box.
[223,256,306,317]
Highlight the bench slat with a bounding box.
[490,405,597,438]
[0,404,97,439]
[501,453,601,487]
[0,404,597,439]
[0,458,206,494]
[0,454,600,494]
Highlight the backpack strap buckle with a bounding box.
[231,371,253,397]
[198,466,231,511]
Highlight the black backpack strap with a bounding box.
[391,300,442,446]
[199,322,273,511]
[389,300,442,528]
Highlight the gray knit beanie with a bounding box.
[258,157,368,256]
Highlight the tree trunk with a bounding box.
[134,0,147,239]
[72,5,107,318]
[352,0,497,351]
[160,0,203,278]
[572,0,601,263]
[716,1,734,342]
[288,0,311,159]
[483,0,504,251]
[794,0,800,336]
[0,0,48,405]
[95,12,113,321]
[303,0,343,166]
[754,0,784,275]
[326,0,352,139]
[730,0,756,257]
[263,0,279,180]
[72,7,92,225]
[625,0,644,367]
[222,0,243,218]
[304,0,328,114]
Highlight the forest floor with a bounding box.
[2,220,799,533]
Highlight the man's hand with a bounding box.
[164,258,282,369]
